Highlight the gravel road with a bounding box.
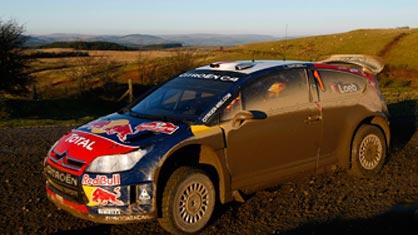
[0,110,417,234]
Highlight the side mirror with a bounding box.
[232,110,267,128]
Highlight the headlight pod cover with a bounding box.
[86,148,149,173]
[45,140,59,166]
[48,140,59,155]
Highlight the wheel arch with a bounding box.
[154,143,232,217]
[369,115,391,148]
[346,114,390,169]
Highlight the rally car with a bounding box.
[44,55,390,233]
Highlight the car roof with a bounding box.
[195,60,311,75]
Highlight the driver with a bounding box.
[266,82,286,99]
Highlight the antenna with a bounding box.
[283,24,288,61]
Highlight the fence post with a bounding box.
[128,79,133,103]
[32,84,39,100]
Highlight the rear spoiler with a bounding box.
[319,54,384,75]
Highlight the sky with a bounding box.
[0,0,417,36]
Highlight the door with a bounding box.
[315,69,368,164]
[220,68,322,190]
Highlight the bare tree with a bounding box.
[0,19,31,92]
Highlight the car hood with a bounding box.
[46,113,191,176]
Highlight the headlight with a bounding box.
[86,148,149,173]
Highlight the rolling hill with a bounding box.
[205,28,418,89]
[25,33,174,47]
[159,34,277,46]
[25,33,277,47]
[240,28,418,69]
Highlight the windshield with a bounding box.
[130,73,237,123]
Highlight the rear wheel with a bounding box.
[350,124,387,177]
[158,167,216,234]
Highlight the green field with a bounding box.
[242,29,418,86]
[239,29,417,64]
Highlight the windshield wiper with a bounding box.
[126,108,196,125]
[117,106,130,114]
[127,109,152,119]
[127,110,176,123]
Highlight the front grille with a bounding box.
[50,150,86,171]
[47,179,85,203]
[45,164,85,203]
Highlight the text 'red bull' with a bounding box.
[82,174,121,186]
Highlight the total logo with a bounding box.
[85,119,179,142]
[64,133,96,151]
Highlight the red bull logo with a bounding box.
[135,121,179,135]
[82,174,121,186]
[91,187,124,206]
[85,119,179,142]
[87,119,134,142]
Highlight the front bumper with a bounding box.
[46,181,156,224]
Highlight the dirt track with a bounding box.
[1,104,417,234]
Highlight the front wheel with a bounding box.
[350,124,387,177]
[158,167,216,234]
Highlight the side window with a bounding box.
[242,69,309,113]
[220,94,242,122]
[318,70,366,100]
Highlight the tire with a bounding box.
[350,124,387,177]
[158,167,216,234]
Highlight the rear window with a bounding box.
[318,70,366,100]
